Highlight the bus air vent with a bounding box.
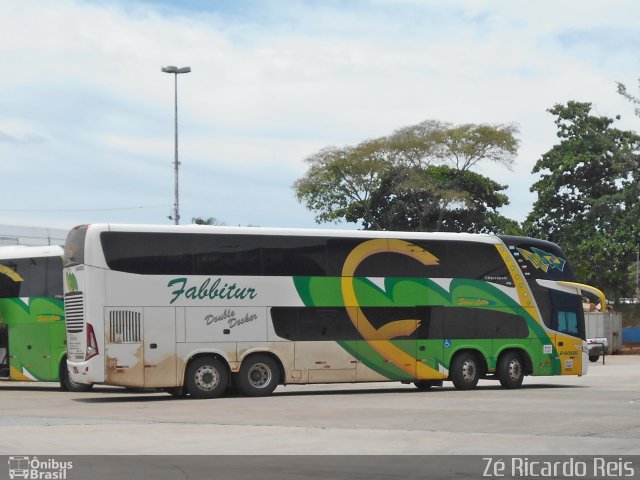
[108,310,142,344]
[64,292,84,333]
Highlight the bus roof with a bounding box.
[79,223,502,244]
[0,244,64,260]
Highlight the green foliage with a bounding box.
[293,139,391,229]
[616,78,640,117]
[294,120,520,234]
[353,165,520,234]
[192,217,225,226]
[615,303,640,327]
[438,123,519,172]
[525,101,640,300]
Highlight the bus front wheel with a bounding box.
[237,354,280,397]
[185,357,228,399]
[414,380,442,390]
[450,351,481,390]
[497,351,525,389]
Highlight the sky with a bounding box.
[0,0,638,231]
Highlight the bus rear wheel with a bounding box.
[185,357,228,399]
[237,354,280,397]
[497,351,524,389]
[450,351,481,390]
[60,358,93,392]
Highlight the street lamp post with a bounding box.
[162,65,191,225]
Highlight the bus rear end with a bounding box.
[64,225,105,387]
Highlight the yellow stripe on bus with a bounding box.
[0,264,23,282]
[341,239,445,380]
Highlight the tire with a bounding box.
[589,355,600,363]
[164,387,186,398]
[185,357,228,399]
[59,358,93,392]
[237,354,280,397]
[414,380,442,390]
[497,351,525,389]
[450,351,481,390]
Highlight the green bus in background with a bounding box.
[0,245,90,391]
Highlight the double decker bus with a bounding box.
[63,224,605,399]
[0,245,91,391]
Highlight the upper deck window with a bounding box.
[100,231,510,284]
[0,256,62,298]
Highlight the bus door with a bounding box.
[357,307,442,381]
[142,307,177,387]
[549,289,585,375]
[0,323,9,378]
[415,307,444,381]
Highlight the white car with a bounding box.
[587,337,609,362]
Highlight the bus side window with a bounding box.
[439,306,528,339]
[270,307,361,341]
[261,238,327,276]
[1,259,49,298]
[422,306,443,340]
[0,265,20,298]
[549,289,583,338]
[46,257,64,298]
[555,310,579,337]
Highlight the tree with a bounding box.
[357,165,519,234]
[385,120,446,168]
[294,120,520,234]
[525,101,640,300]
[617,78,640,117]
[293,139,391,230]
[385,120,519,173]
[438,123,519,173]
[192,217,225,226]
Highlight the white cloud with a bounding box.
[0,0,638,230]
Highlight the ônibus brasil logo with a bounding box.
[8,456,73,480]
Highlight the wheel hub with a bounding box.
[508,359,521,380]
[248,363,271,388]
[462,360,476,381]
[195,365,219,391]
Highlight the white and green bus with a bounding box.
[0,245,91,391]
[63,224,605,399]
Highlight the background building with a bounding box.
[0,225,68,246]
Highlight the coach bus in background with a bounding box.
[0,245,91,391]
[63,224,606,399]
